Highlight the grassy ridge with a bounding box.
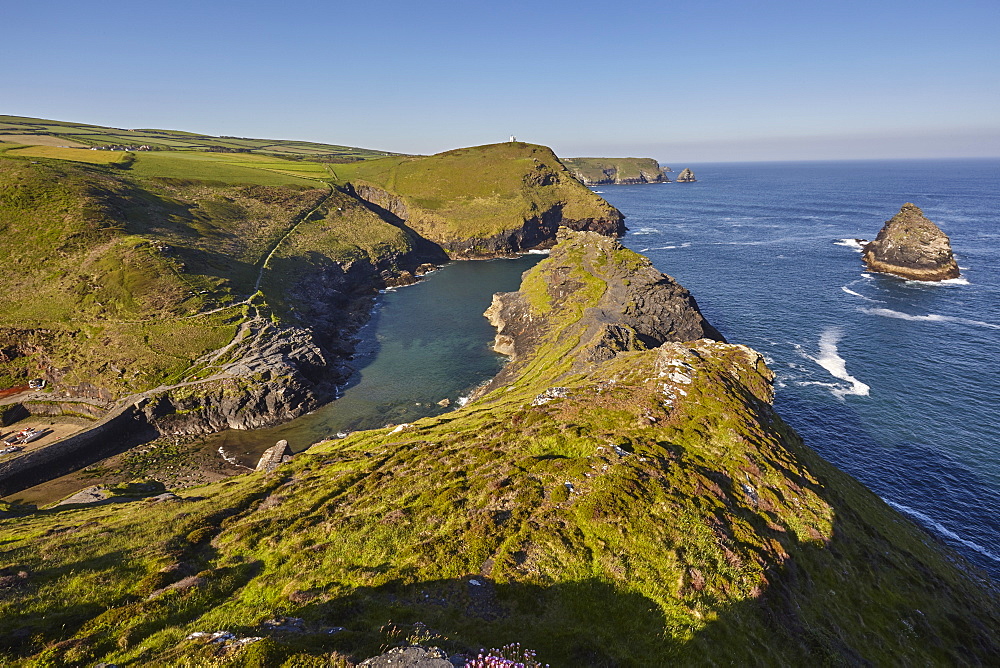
[1,232,996,666]
[332,142,622,249]
[0,148,332,394]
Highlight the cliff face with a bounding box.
[862,203,960,281]
[3,229,997,666]
[480,228,723,394]
[562,157,670,185]
[334,142,625,257]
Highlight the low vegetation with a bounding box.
[561,157,669,185]
[1,233,996,666]
[331,142,622,252]
[0,115,399,161]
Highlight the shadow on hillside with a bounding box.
[276,501,1000,665]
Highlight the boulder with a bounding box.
[675,168,696,182]
[862,203,960,281]
[256,440,292,472]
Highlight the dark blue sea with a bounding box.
[596,159,1000,577]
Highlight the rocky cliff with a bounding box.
[2,230,997,666]
[862,203,960,281]
[562,157,670,185]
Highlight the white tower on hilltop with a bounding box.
[509,135,517,142]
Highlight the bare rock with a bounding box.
[256,440,292,472]
[359,646,454,668]
[862,203,960,281]
[675,168,696,182]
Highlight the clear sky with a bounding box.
[5,0,999,162]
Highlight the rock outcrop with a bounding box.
[255,439,292,472]
[675,168,696,182]
[862,203,960,281]
[479,228,723,396]
[563,157,671,185]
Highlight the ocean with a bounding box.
[596,158,1000,576]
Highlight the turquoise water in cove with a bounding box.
[596,158,1000,577]
[211,255,544,460]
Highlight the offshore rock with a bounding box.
[675,168,696,182]
[862,203,960,281]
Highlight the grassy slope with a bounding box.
[562,157,666,183]
[0,115,398,160]
[331,142,621,246]
[1,233,996,667]
[0,141,394,395]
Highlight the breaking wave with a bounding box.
[884,499,1000,565]
[834,238,867,251]
[861,308,1000,329]
[804,328,870,399]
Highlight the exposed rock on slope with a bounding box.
[334,142,625,257]
[862,203,960,281]
[481,228,723,394]
[3,230,997,666]
[675,168,696,182]
[562,157,670,185]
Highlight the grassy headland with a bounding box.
[331,142,624,256]
[562,157,670,185]
[0,231,996,666]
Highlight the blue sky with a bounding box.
[5,0,999,161]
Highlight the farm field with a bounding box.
[0,115,400,159]
[0,134,88,148]
[3,145,132,164]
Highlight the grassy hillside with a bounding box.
[1,232,996,666]
[332,142,623,254]
[0,130,626,446]
[0,115,398,161]
[562,157,669,185]
[0,139,400,397]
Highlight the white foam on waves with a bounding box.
[805,328,870,399]
[861,307,1000,330]
[834,238,866,252]
[840,285,881,303]
[883,499,1000,565]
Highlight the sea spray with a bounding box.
[807,328,870,399]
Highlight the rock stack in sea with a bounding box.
[675,168,696,182]
[862,203,960,281]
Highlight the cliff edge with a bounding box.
[562,157,670,185]
[862,203,960,281]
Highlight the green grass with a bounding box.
[562,157,667,184]
[5,145,132,164]
[126,152,326,187]
[1,231,997,666]
[0,115,399,160]
[331,142,621,250]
